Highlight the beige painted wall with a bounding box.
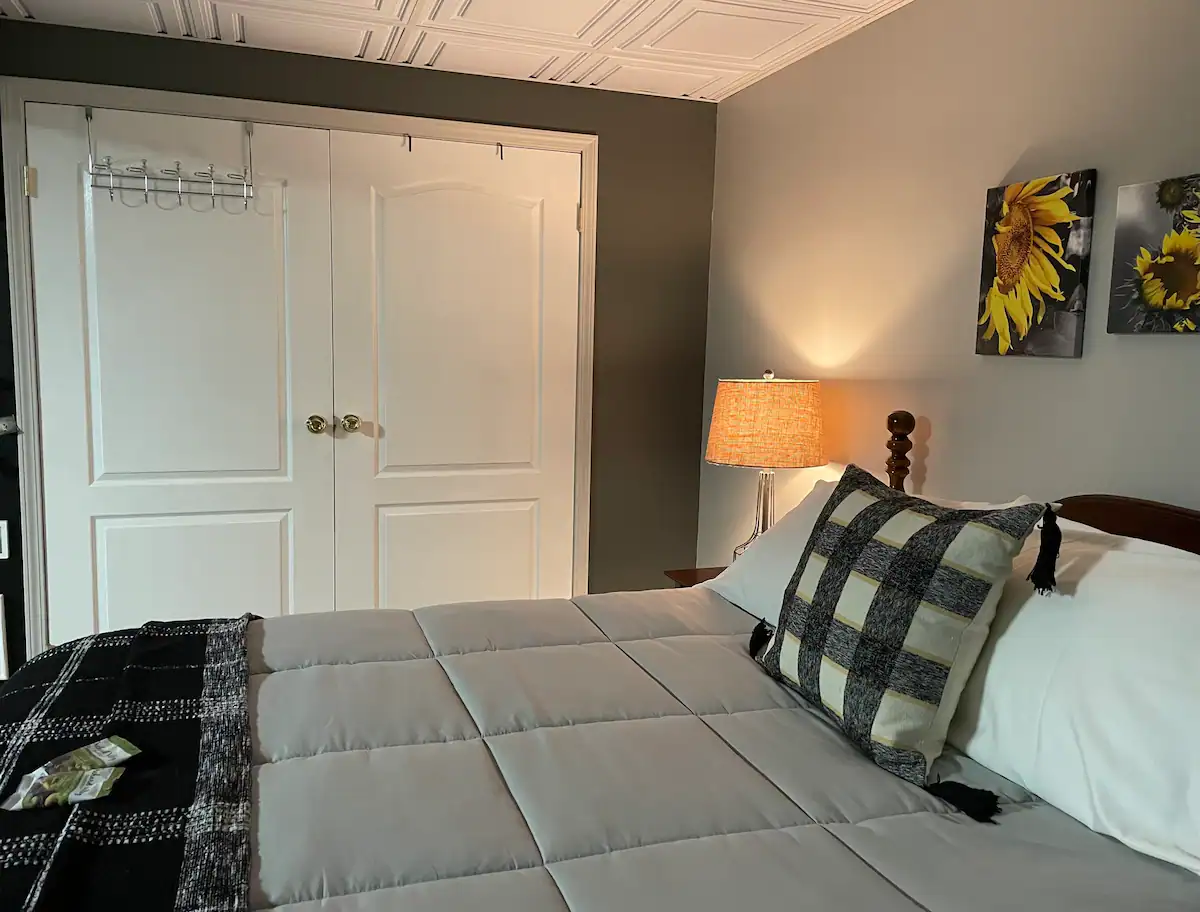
[698,0,1200,565]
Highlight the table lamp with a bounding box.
[706,371,826,560]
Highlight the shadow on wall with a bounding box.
[822,382,946,494]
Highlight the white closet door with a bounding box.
[26,105,336,644]
[330,132,582,610]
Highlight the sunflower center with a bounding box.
[1145,255,1200,309]
[995,203,1033,292]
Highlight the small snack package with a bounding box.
[4,768,126,810]
[1,736,140,811]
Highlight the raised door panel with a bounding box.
[375,183,540,473]
[96,512,291,629]
[378,501,536,610]
[85,182,288,481]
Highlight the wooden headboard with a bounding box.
[885,410,1200,556]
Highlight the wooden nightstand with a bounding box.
[664,567,726,588]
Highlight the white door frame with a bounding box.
[0,77,599,659]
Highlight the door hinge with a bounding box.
[576,203,582,232]
[22,166,38,199]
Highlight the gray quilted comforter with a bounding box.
[246,588,1199,911]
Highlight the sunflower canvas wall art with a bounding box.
[1108,174,1200,334]
[976,170,1096,357]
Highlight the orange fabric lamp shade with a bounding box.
[706,376,826,469]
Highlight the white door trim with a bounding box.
[0,77,599,659]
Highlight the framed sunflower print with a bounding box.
[976,170,1097,357]
[1108,174,1200,334]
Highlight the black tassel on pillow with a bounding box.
[927,780,1001,823]
[1026,505,1062,595]
[748,619,774,660]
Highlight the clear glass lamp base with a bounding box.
[732,469,776,562]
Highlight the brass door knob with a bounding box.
[305,415,328,434]
[340,414,362,433]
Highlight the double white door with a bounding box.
[26,104,583,646]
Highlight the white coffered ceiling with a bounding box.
[0,0,915,101]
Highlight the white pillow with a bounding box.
[701,478,1036,627]
[923,494,1036,510]
[948,519,1200,875]
[701,480,835,626]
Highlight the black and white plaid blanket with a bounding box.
[0,615,257,911]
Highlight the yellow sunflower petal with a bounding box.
[1029,185,1073,205]
[1016,176,1056,200]
[1035,225,1065,256]
[1037,297,1046,323]
[1162,230,1200,258]
[1143,278,1166,308]
[1004,183,1025,205]
[1031,198,1080,227]
[1021,254,1050,291]
[1005,289,1030,338]
[1034,247,1073,286]
[987,287,1012,354]
[1027,252,1067,297]
[1018,281,1037,327]
[1037,237,1075,272]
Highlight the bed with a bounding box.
[1,412,1198,910]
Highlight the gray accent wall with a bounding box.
[699,0,1200,564]
[0,20,718,597]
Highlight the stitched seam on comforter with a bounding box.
[411,609,575,912]
[608,639,819,820]
[609,641,973,831]
[255,823,839,910]
[817,825,934,912]
[249,633,758,675]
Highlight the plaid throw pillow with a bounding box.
[757,465,1047,786]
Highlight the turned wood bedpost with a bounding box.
[886,411,916,492]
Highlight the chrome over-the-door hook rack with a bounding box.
[85,107,257,209]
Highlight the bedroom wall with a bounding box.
[0,20,717,614]
[698,0,1200,564]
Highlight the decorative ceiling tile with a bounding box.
[10,0,917,100]
[17,0,181,36]
[579,58,722,97]
[412,32,563,81]
[616,0,842,68]
[422,0,650,47]
[221,3,376,57]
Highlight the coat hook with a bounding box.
[497,142,504,161]
[163,161,184,205]
[227,166,250,210]
[126,160,150,203]
[99,156,115,202]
